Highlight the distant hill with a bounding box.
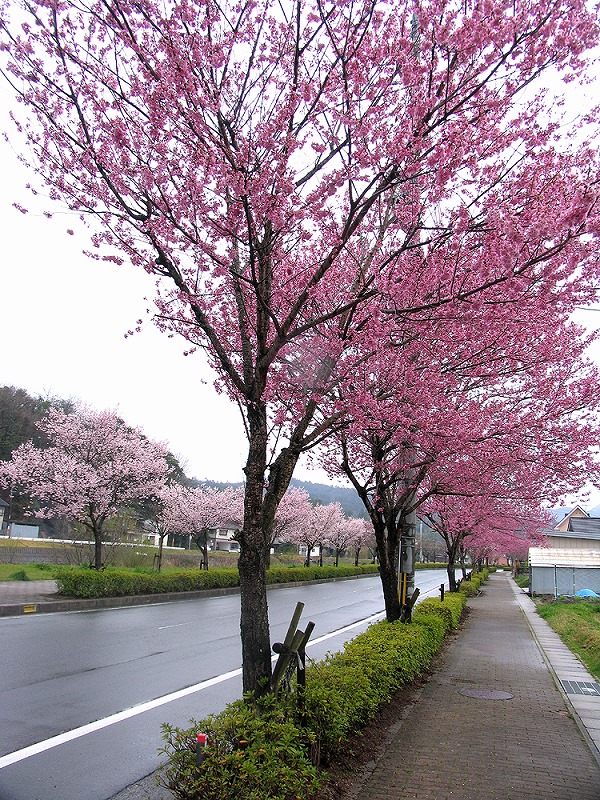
[191,477,368,519]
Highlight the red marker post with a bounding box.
[196,733,207,770]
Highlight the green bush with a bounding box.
[31,562,53,572]
[413,594,465,632]
[159,694,321,800]
[9,568,29,581]
[54,567,241,598]
[309,616,450,753]
[54,563,380,598]
[459,568,491,597]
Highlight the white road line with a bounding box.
[158,622,193,630]
[0,584,446,771]
[0,668,241,770]
[0,611,383,770]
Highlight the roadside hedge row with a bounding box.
[54,563,380,598]
[458,567,489,597]
[158,576,488,800]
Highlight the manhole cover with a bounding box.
[459,688,513,700]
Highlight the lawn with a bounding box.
[0,562,57,581]
[536,599,600,680]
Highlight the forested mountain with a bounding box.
[195,477,368,519]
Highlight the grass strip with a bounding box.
[537,599,600,680]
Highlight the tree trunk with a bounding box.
[238,408,272,696]
[234,379,306,695]
[157,536,164,572]
[202,533,209,571]
[354,547,360,567]
[447,561,458,592]
[373,516,401,621]
[445,535,459,592]
[93,525,103,570]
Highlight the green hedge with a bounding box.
[459,569,489,597]
[54,563,380,598]
[158,589,470,799]
[55,564,487,602]
[413,594,464,632]
[160,694,320,800]
[54,567,240,598]
[267,564,378,584]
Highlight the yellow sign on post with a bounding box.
[398,572,408,606]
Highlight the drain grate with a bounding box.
[560,680,600,697]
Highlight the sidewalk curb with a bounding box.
[509,576,600,768]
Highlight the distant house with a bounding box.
[207,522,240,552]
[529,506,600,596]
[549,505,589,533]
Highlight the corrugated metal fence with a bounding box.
[530,565,600,597]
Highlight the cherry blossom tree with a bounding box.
[347,519,374,567]
[270,486,313,565]
[144,483,191,572]
[2,0,600,692]
[174,485,244,569]
[320,307,600,618]
[325,515,364,567]
[0,406,170,569]
[421,495,549,590]
[289,502,345,567]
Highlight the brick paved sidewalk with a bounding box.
[351,572,600,800]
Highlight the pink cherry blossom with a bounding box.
[2,0,599,690]
[0,405,170,569]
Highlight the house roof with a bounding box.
[567,518,600,538]
[529,547,600,567]
[549,505,590,525]
[548,506,576,523]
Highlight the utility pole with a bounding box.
[399,506,418,622]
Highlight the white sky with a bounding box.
[1,62,600,505]
[0,121,253,481]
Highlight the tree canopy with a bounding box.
[2,0,599,691]
[0,405,171,568]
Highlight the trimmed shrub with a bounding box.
[459,568,491,597]
[54,563,380,598]
[159,694,321,800]
[458,579,477,596]
[159,583,475,799]
[54,567,240,598]
[413,594,465,632]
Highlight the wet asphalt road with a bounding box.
[0,571,448,800]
